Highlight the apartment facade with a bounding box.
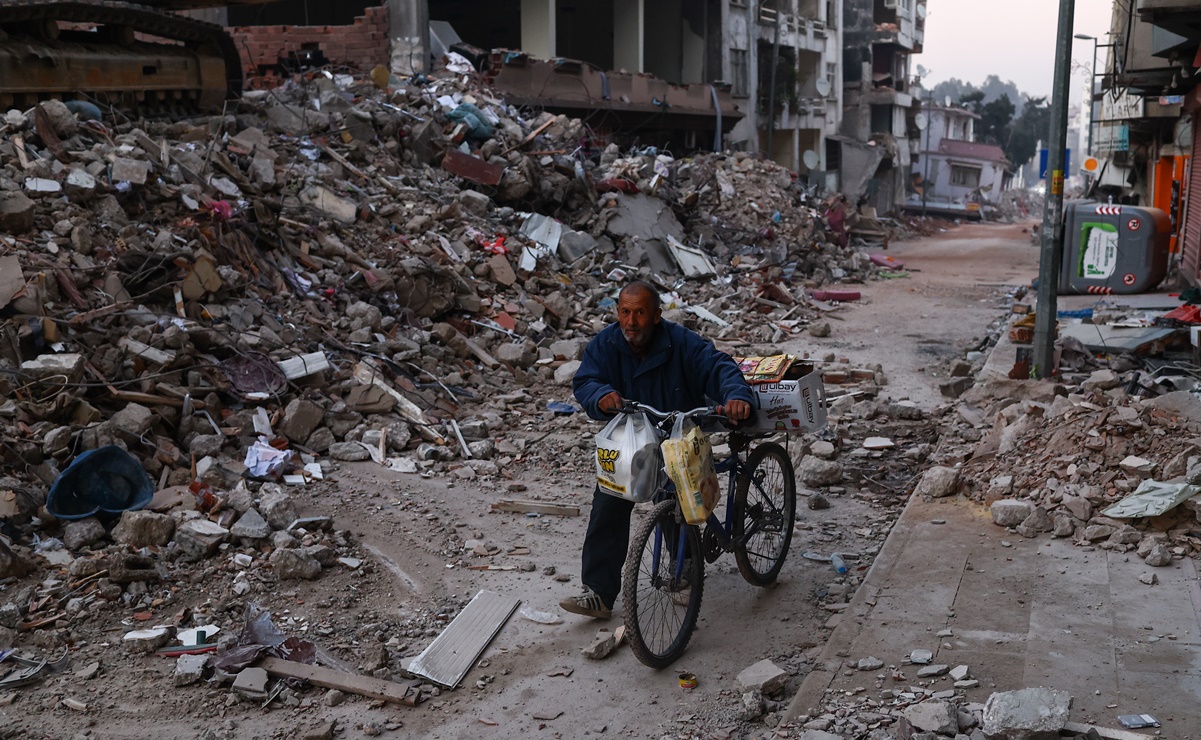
[721,0,844,191]
[837,0,926,212]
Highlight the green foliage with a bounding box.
[929,75,1051,169]
[979,94,1016,145]
[1006,96,1050,170]
[757,50,799,118]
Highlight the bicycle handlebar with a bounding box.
[619,402,729,427]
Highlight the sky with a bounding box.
[919,0,1117,103]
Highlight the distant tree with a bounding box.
[959,90,986,113]
[1006,96,1050,169]
[979,75,1025,107]
[978,94,1016,145]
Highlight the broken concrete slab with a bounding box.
[581,629,618,660]
[736,659,788,693]
[981,688,1071,740]
[915,466,960,498]
[0,190,41,233]
[174,653,208,687]
[904,701,958,735]
[174,519,230,560]
[270,548,322,580]
[112,510,175,548]
[990,500,1034,528]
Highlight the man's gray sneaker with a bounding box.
[559,588,612,619]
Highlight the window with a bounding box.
[951,165,982,188]
[730,49,749,98]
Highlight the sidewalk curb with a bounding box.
[782,483,925,721]
[784,321,1018,722]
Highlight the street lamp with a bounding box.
[1074,33,1098,158]
[1073,32,1114,159]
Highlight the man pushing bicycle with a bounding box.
[561,280,755,619]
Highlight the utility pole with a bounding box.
[1033,0,1076,379]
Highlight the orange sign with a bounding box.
[1051,170,1064,195]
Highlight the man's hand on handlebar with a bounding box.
[598,391,625,414]
[717,399,752,423]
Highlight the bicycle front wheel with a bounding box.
[734,442,797,586]
[622,499,705,668]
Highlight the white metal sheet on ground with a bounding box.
[408,590,520,688]
[1058,323,1178,352]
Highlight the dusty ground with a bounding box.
[0,222,1041,740]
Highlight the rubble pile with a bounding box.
[799,681,1093,740]
[0,69,885,509]
[929,373,1201,568]
[0,65,905,710]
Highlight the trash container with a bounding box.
[1059,201,1170,295]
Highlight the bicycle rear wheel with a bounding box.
[622,499,705,668]
[734,442,796,586]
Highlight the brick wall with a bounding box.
[229,5,390,80]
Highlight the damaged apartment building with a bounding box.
[189,0,923,208]
[423,0,844,191]
[839,0,926,212]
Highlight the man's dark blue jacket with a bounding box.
[573,320,755,421]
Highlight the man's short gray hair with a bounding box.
[619,280,661,309]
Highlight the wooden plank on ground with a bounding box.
[408,590,520,688]
[490,499,580,517]
[257,657,421,706]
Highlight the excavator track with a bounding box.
[0,0,242,113]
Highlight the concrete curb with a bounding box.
[784,316,1020,722]
[782,482,926,721]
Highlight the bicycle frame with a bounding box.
[619,402,787,590]
[654,434,772,586]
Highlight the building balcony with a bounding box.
[757,8,833,53]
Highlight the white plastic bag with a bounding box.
[595,412,663,502]
[661,415,719,525]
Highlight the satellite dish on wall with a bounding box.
[915,113,928,130]
[916,64,927,77]
[816,78,832,97]
[803,150,820,169]
[917,4,927,19]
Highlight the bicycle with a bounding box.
[617,402,798,668]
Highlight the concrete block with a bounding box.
[21,353,85,383]
[279,398,323,443]
[174,519,229,560]
[990,500,1033,528]
[554,360,582,386]
[915,466,960,498]
[904,700,958,735]
[112,511,176,548]
[174,653,208,686]
[798,456,843,487]
[230,508,271,540]
[736,658,788,693]
[252,483,295,522]
[270,548,321,580]
[982,688,1071,740]
[0,191,35,233]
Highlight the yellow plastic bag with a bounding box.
[661,415,719,524]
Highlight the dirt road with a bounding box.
[1,224,1041,740]
[800,222,1039,408]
